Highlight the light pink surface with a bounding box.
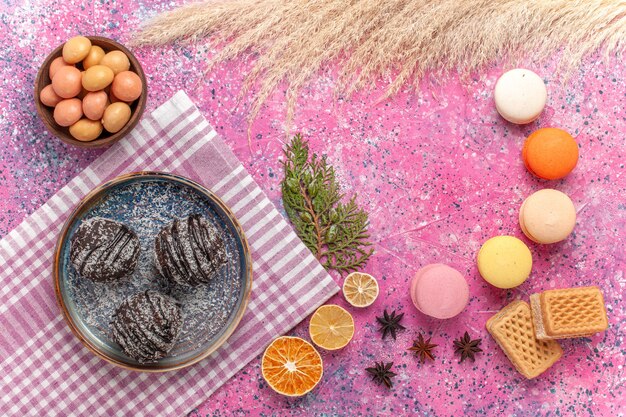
[1,0,625,416]
[411,264,469,319]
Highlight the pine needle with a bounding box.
[281,134,374,274]
[132,0,626,124]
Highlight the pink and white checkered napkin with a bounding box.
[0,91,339,416]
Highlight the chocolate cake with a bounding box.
[70,217,140,282]
[154,214,228,286]
[111,290,183,363]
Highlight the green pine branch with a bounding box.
[281,134,374,274]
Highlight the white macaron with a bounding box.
[494,69,547,124]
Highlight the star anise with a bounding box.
[376,309,405,340]
[408,333,437,363]
[453,331,482,363]
[365,361,396,388]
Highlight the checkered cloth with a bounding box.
[0,91,339,416]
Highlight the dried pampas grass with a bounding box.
[133,0,626,123]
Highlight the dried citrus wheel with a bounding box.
[309,304,355,350]
[342,272,379,307]
[261,336,323,397]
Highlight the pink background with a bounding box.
[2,1,625,416]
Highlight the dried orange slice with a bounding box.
[342,272,379,307]
[309,304,355,350]
[261,336,323,396]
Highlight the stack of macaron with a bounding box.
[476,190,577,288]
[475,68,581,290]
[518,125,578,245]
[409,69,582,321]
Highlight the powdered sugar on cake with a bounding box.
[65,180,243,362]
[70,217,140,282]
[154,214,228,286]
[111,290,183,363]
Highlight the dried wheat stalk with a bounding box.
[132,0,626,124]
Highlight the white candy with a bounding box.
[494,68,547,124]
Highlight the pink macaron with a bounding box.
[410,264,469,319]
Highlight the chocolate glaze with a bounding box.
[154,214,227,286]
[110,290,183,363]
[70,217,140,282]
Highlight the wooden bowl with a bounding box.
[34,36,147,148]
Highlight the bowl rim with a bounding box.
[34,35,147,149]
[53,171,254,372]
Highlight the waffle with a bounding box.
[487,300,562,379]
[530,286,608,340]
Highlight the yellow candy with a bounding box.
[62,36,91,64]
[83,45,105,69]
[82,65,114,92]
[69,118,103,142]
[477,236,532,289]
